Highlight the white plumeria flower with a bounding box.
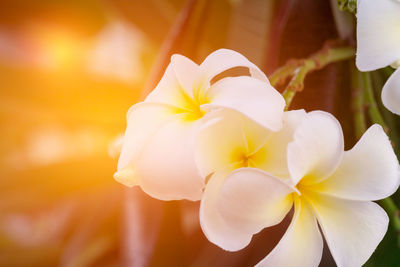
[195,108,306,250]
[356,0,400,114]
[197,110,400,266]
[115,49,285,201]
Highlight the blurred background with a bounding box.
[0,0,398,266]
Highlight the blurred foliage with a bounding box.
[0,0,399,266]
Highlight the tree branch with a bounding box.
[270,41,355,109]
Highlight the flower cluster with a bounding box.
[115,47,400,266]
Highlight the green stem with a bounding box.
[282,89,296,110]
[360,71,400,246]
[380,197,400,247]
[372,71,400,156]
[362,72,388,131]
[271,42,355,110]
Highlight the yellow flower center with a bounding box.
[237,152,257,168]
[176,81,210,122]
[294,178,322,207]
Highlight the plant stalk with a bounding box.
[359,71,400,247]
[362,72,388,131]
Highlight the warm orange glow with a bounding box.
[32,27,86,69]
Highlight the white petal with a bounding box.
[145,64,194,108]
[200,48,269,82]
[135,115,205,201]
[356,0,400,71]
[256,198,323,267]
[170,54,201,94]
[199,167,254,251]
[217,168,295,236]
[195,111,248,177]
[308,193,389,267]
[203,76,285,131]
[382,68,400,115]
[312,124,400,201]
[287,111,344,186]
[195,109,270,177]
[114,165,137,187]
[253,110,306,177]
[117,102,177,171]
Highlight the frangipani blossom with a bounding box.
[356,0,400,114]
[195,108,306,251]
[115,49,285,201]
[198,110,400,266]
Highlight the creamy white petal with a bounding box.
[256,198,323,267]
[145,64,194,108]
[117,102,177,171]
[135,115,205,201]
[170,54,201,95]
[287,111,344,186]
[195,111,249,177]
[195,109,270,177]
[312,124,400,201]
[203,76,285,131]
[200,48,268,82]
[382,68,400,115]
[217,168,295,235]
[308,193,389,267]
[114,165,137,187]
[199,167,254,251]
[253,110,306,177]
[356,0,400,71]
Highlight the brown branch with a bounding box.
[269,40,355,109]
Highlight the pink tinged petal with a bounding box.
[199,48,269,82]
[145,64,194,108]
[312,124,400,201]
[117,102,177,171]
[382,68,400,115]
[254,110,306,177]
[170,54,202,94]
[203,76,285,131]
[135,116,205,201]
[287,111,344,186]
[195,109,270,177]
[199,167,254,252]
[308,193,389,267]
[256,198,323,267]
[356,0,400,71]
[217,168,295,236]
